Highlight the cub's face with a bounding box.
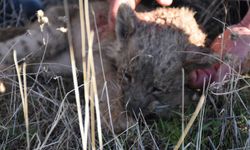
[114,4,204,118]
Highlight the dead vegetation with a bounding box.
[0,0,250,149]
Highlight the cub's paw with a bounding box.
[101,111,136,133]
[113,113,135,133]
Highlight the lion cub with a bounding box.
[0,2,214,132]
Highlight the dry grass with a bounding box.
[13,52,29,149]
[0,0,250,149]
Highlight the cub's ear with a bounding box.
[116,4,137,41]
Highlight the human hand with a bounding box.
[108,0,173,30]
[189,10,250,88]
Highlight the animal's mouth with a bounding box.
[143,102,173,120]
[155,104,170,110]
[148,101,175,118]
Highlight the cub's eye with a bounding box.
[152,87,162,92]
[150,87,165,95]
[124,72,132,82]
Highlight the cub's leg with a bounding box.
[0,27,28,42]
[0,6,77,65]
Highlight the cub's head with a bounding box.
[113,4,210,118]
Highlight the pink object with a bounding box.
[189,10,250,88]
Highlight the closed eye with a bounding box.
[152,87,163,93]
[123,72,132,82]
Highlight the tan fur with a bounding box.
[136,7,206,46]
